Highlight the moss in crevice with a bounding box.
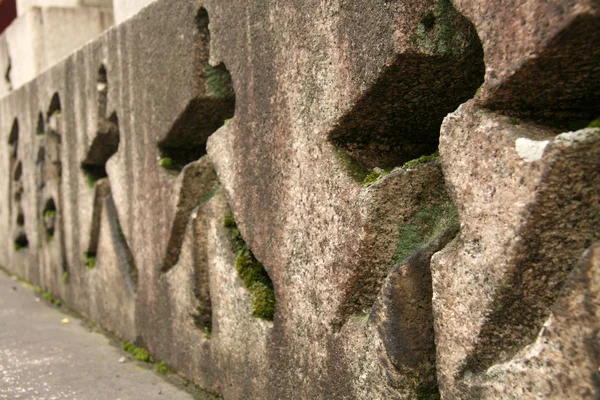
[333,146,370,183]
[401,151,439,169]
[84,252,96,270]
[223,211,275,321]
[205,64,234,99]
[61,271,69,283]
[14,234,29,251]
[155,361,170,375]
[123,341,154,362]
[192,308,212,339]
[158,157,175,171]
[395,200,458,264]
[35,286,62,307]
[82,165,107,189]
[587,117,600,128]
[362,167,393,187]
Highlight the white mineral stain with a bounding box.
[515,138,549,162]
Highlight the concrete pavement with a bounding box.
[0,270,215,400]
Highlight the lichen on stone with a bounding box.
[413,0,479,57]
[332,146,369,183]
[224,210,275,321]
[198,185,221,207]
[395,200,457,264]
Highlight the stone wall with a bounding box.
[0,0,599,399]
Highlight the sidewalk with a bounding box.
[0,270,212,400]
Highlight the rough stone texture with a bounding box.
[432,101,600,398]
[464,242,600,399]
[454,0,600,122]
[0,0,599,399]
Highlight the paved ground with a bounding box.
[0,270,214,400]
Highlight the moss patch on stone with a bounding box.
[224,211,276,321]
[61,271,69,283]
[402,151,439,169]
[155,361,170,375]
[395,200,458,264]
[159,157,175,170]
[362,167,393,187]
[333,146,370,183]
[588,117,600,128]
[44,209,56,219]
[40,290,62,307]
[205,65,235,99]
[84,252,96,270]
[123,341,154,363]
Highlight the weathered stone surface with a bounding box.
[455,0,600,122]
[439,242,600,399]
[432,101,600,398]
[1,0,599,399]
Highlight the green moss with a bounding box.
[224,118,233,126]
[395,201,458,264]
[123,341,154,363]
[14,242,27,251]
[82,168,107,188]
[61,271,69,283]
[42,291,62,307]
[332,147,370,183]
[588,117,600,128]
[249,282,276,320]
[224,211,276,321]
[205,65,235,99]
[84,252,96,270]
[204,326,212,340]
[44,210,56,219]
[402,151,439,169]
[198,186,221,207]
[159,157,174,170]
[362,167,393,187]
[155,361,170,375]
[34,285,42,294]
